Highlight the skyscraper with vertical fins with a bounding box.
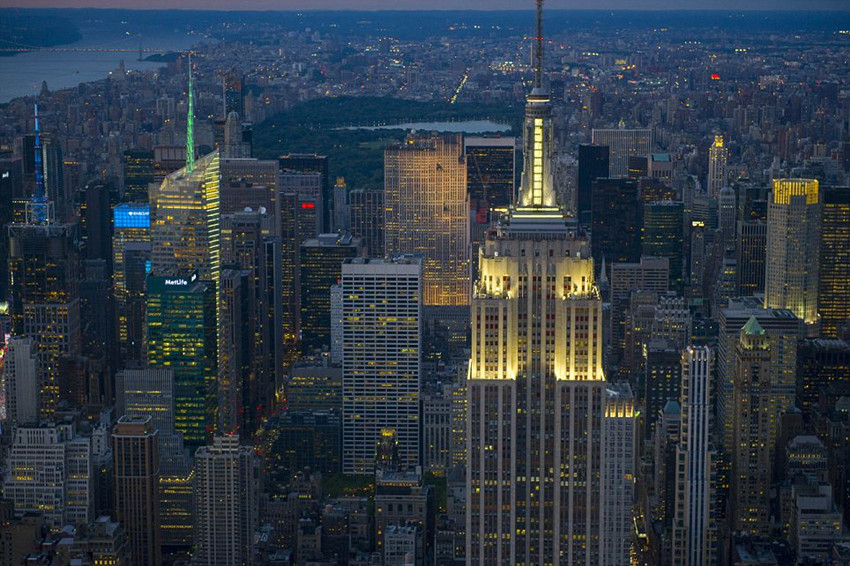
[465,3,611,563]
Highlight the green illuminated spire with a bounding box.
[186,52,195,173]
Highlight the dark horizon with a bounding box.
[2,1,849,11]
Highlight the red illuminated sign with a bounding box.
[301,202,316,209]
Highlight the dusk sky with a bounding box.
[1,0,848,10]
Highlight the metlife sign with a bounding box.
[163,272,197,287]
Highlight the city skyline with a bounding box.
[4,0,850,10]
[1,0,849,563]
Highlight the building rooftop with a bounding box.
[742,316,765,336]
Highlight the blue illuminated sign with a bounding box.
[114,204,150,229]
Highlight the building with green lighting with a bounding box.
[145,274,217,446]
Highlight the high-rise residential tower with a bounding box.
[671,346,718,566]
[385,133,469,307]
[341,256,422,475]
[764,178,820,329]
[603,383,636,566]
[466,4,610,562]
[223,71,245,117]
[194,435,261,566]
[112,415,162,566]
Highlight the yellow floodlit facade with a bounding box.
[150,150,221,286]
[772,177,818,205]
[384,133,469,307]
[765,178,821,327]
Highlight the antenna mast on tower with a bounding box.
[534,0,544,89]
[186,52,195,173]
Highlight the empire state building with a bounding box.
[466,2,612,564]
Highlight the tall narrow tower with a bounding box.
[112,415,162,566]
[466,3,609,563]
[672,346,718,566]
[707,135,728,199]
[731,317,772,535]
[7,105,80,418]
[194,436,261,566]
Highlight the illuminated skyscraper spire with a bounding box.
[515,0,558,211]
[186,53,195,173]
[33,103,45,203]
[467,6,606,562]
[27,103,53,225]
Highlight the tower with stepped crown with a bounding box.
[465,3,613,564]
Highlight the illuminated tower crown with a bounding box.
[515,0,557,211]
[505,0,577,235]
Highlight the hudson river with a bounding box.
[0,28,201,103]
